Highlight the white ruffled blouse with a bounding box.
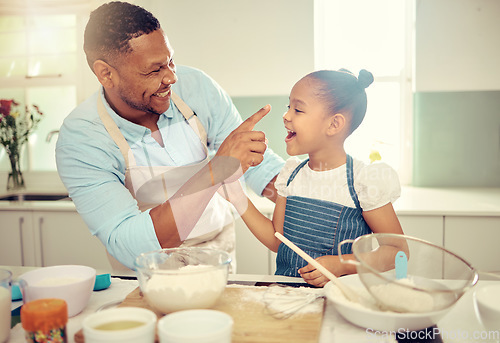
[275,156,401,211]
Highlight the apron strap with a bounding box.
[346,154,362,210]
[97,91,209,169]
[97,94,138,167]
[286,159,309,186]
[170,91,208,147]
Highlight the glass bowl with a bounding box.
[338,233,478,313]
[134,247,231,314]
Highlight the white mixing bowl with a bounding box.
[19,265,96,317]
[325,274,453,331]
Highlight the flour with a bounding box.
[327,283,382,311]
[369,278,435,313]
[328,278,435,313]
[35,277,84,287]
[143,265,227,313]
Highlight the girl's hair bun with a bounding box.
[357,69,374,89]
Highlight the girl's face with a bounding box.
[283,77,332,157]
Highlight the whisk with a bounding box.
[262,285,324,319]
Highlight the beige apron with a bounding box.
[97,92,236,270]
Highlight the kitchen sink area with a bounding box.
[0,193,70,202]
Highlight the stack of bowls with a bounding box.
[325,233,478,331]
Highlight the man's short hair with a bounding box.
[83,1,160,70]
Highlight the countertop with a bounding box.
[1,186,499,216]
[3,266,499,343]
[249,186,500,217]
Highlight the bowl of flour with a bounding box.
[324,274,453,331]
[135,248,231,314]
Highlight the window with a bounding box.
[0,5,88,172]
[314,0,414,184]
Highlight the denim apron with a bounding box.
[275,155,371,277]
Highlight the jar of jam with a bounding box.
[21,298,68,343]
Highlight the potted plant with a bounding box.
[0,99,44,191]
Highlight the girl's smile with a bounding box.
[285,128,296,142]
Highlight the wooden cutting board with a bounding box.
[75,284,325,343]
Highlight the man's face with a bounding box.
[112,29,177,116]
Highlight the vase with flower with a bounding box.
[0,99,44,191]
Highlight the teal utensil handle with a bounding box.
[395,251,408,280]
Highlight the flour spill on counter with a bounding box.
[227,284,324,318]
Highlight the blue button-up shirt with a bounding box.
[56,65,284,269]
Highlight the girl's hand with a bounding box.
[298,255,343,288]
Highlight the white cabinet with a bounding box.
[397,215,444,246]
[444,216,500,272]
[0,211,34,266]
[33,211,111,270]
[0,208,112,271]
[234,217,271,275]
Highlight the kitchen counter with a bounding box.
[1,186,499,216]
[249,186,500,217]
[3,266,499,343]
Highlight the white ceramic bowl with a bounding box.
[474,284,500,331]
[135,248,231,314]
[324,274,454,331]
[83,307,157,343]
[19,265,96,317]
[158,309,233,343]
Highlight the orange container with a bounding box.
[21,298,68,343]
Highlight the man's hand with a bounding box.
[216,105,270,173]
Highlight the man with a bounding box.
[56,1,284,269]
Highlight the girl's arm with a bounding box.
[239,195,286,252]
[221,180,284,252]
[362,202,403,235]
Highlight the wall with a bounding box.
[92,0,314,164]
[135,0,314,97]
[413,0,500,186]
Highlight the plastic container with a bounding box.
[21,298,68,343]
[82,307,157,343]
[158,309,233,343]
[0,269,12,343]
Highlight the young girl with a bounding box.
[226,69,403,287]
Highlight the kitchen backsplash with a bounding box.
[1,93,498,190]
[234,93,500,188]
[413,90,500,187]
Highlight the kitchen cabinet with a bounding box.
[397,215,444,246]
[0,208,112,271]
[234,217,271,275]
[0,211,34,266]
[444,216,500,273]
[33,211,111,269]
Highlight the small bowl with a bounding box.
[325,274,453,331]
[134,247,231,314]
[19,265,96,317]
[83,307,157,343]
[474,284,500,331]
[339,233,478,312]
[158,309,233,343]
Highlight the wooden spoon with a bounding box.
[275,232,360,303]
